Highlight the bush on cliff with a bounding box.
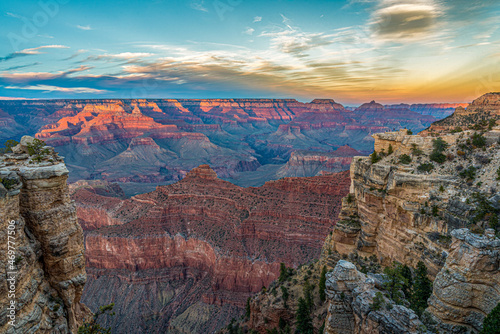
[319,265,327,302]
[430,137,448,164]
[78,303,115,334]
[371,150,382,164]
[0,139,18,154]
[481,302,500,334]
[383,262,406,304]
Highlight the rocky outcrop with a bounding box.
[0,136,90,334]
[75,166,351,333]
[427,228,500,333]
[276,145,361,178]
[425,93,500,134]
[327,113,500,276]
[324,260,427,334]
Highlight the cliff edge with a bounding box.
[0,136,90,333]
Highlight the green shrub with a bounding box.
[78,303,115,334]
[370,292,386,311]
[459,166,477,180]
[0,177,17,190]
[472,133,487,148]
[27,139,50,162]
[399,154,412,164]
[429,151,446,163]
[0,140,19,154]
[319,266,327,302]
[371,150,382,164]
[481,302,500,334]
[417,163,434,172]
[450,127,463,133]
[388,144,394,155]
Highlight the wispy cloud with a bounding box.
[190,0,208,12]
[243,27,255,35]
[253,16,262,23]
[0,45,69,62]
[5,84,108,94]
[77,25,92,30]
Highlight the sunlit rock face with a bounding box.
[75,165,351,333]
[0,137,90,334]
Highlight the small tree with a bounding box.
[26,138,50,162]
[481,302,500,334]
[370,292,386,311]
[319,265,327,302]
[371,150,381,164]
[410,262,433,316]
[296,297,313,334]
[78,303,115,334]
[281,286,289,309]
[388,144,394,155]
[383,263,405,304]
[401,264,413,300]
[0,140,19,154]
[245,297,251,319]
[399,154,412,164]
[303,280,314,310]
[279,263,288,282]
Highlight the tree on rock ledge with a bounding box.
[296,297,313,334]
[481,302,500,334]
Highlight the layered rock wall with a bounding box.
[0,137,89,333]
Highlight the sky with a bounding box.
[0,0,499,104]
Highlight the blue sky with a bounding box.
[0,0,499,103]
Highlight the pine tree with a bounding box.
[481,302,500,334]
[401,264,413,300]
[319,265,327,302]
[383,263,405,304]
[281,286,289,309]
[388,144,394,155]
[410,261,433,316]
[245,297,251,319]
[296,297,313,334]
[279,263,288,282]
[371,150,381,164]
[303,280,314,310]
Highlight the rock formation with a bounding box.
[427,228,500,333]
[74,166,351,333]
[0,136,90,334]
[324,260,427,334]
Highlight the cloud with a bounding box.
[260,29,334,56]
[371,0,444,40]
[190,0,208,12]
[77,25,92,30]
[253,16,262,23]
[4,84,108,94]
[0,45,69,62]
[243,27,255,35]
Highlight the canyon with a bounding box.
[0,98,439,192]
[239,93,500,334]
[74,165,351,333]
